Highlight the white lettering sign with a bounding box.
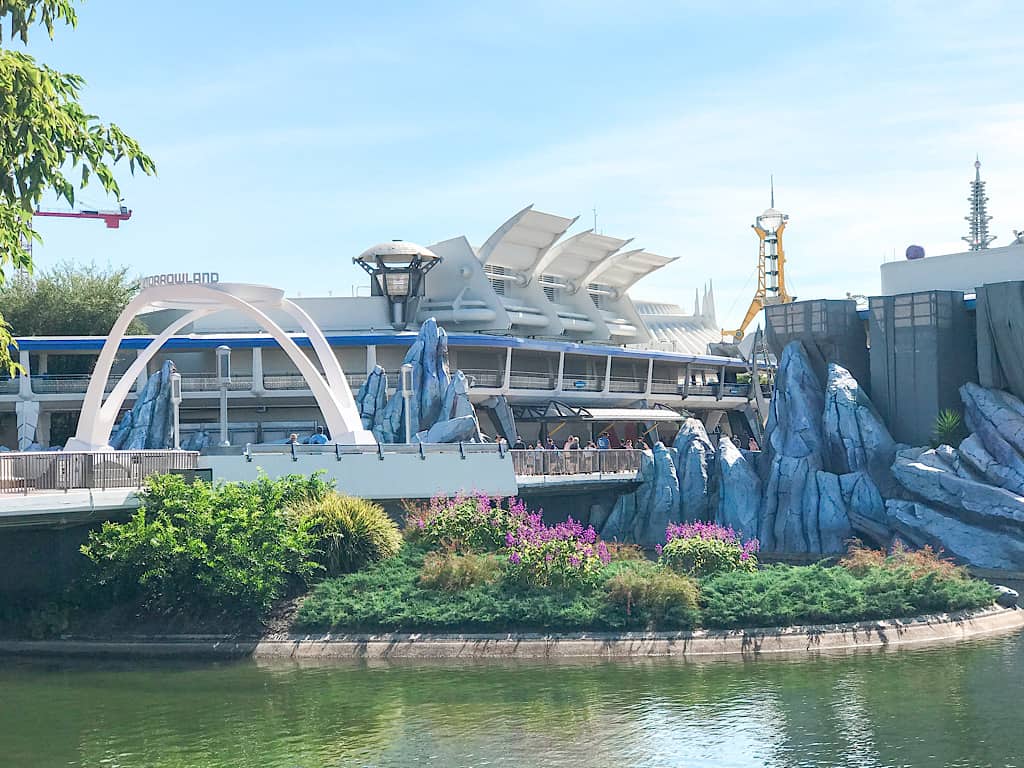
[140,272,220,289]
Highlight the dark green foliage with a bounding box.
[700,564,997,629]
[81,474,330,617]
[291,493,402,575]
[296,545,634,633]
[932,408,966,447]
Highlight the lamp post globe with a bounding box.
[353,241,442,330]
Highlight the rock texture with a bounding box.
[884,381,1024,570]
[715,436,761,537]
[110,360,176,450]
[601,442,680,546]
[358,319,483,444]
[672,418,714,521]
[755,343,888,553]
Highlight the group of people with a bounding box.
[508,433,638,451]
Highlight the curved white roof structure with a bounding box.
[533,230,631,288]
[476,205,577,271]
[588,249,677,293]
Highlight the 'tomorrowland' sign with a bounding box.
[140,272,220,288]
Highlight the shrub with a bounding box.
[604,561,699,628]
[291,493,402,575]
[504,516,611,588]
[419,551,502,591]
[841,542,963,580]
[605,542,646,562]
[80,474,325,617]
[658,521,759,577]
[407,493,533,552]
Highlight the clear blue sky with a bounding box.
[23,1,1024,328]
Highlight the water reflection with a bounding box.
[0,633,1021,767]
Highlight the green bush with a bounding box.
[80,474,328,617]
[700,563,996,629]
[604,561,699,629]
[419,551,502,591]
[660,535,757,578]
[291,493,402,575]
[406,493,530,552]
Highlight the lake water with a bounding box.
[2,631,1022,767]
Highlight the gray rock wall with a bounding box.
[110,360,176,450]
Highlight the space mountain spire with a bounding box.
[963,157,996,251]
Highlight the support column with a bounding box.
[35,410,52,448]
[556,351,565,392]
[135,349,149,393]
[503,348,512,390]
[252,346,266,395]
[17,350,32,398]
[645,359,653,396]
[603,356,612,393]
[366,345,377,375]
[37,353,48,375]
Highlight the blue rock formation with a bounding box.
[110,361,176,450]
[757,345,897,553]
[715,436,761,537]
[355,365,389,440]
[672,418,713,521]
[601,442,681,546]
[370,319,483,444]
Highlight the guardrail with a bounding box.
[0,450,199,495]
[510,448,642,477]
[29,374,124,395]
[180,374,254,392]
[0,377,19,394]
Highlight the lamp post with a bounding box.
[400,363,414,444]
[216,345,231,447]
[169,371,182,450]
[353,241,441,330]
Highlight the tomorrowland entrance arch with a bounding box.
[66,282,376,451]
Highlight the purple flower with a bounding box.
[509,552,522,565]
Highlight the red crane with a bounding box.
[33,203,132,229]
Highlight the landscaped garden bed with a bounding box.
[0,476,1000,640]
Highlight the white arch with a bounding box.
[67,283,376,451]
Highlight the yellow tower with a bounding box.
[722,179,792,342]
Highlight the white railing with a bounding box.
[0,377,19,394]
[510,448,642,477]
[30,374,124,395]
[0,450,199,495]
[181,374,254,392]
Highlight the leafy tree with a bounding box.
[0,1,155,375]
[0,261,146,350]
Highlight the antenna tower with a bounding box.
[963,157,996,251]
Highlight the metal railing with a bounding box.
[0,376,19,394]
[180,374,254,392]
[608,376,645,393]
[262,373,368,391]
[509,371,557,390]
[0,450,199,495]
[29,374,124,395]
[560,374,605,392]
[510,448,642,477]
[459,368,503,388]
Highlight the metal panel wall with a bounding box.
[764,299,869,391]
[868,290,976,446]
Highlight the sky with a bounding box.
[20,0,1024,330]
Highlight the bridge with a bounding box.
[0,446,644,528]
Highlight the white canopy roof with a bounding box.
[476,205,576,271]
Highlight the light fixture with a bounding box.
[756,208,787,234]
[354,240,441,330]
[169,371,182,450]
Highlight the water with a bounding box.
[2,632,1023,768]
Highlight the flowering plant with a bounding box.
[406,493,530,553]
[504,515,610,588]
[658,521,759,578]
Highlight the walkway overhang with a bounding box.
[512,401,685,423]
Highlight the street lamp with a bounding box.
[169,371,182,450]
[353,240,442,330]
[216,345,231,447]
[400,363,415,444]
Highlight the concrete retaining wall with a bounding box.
[2,606,1020,661]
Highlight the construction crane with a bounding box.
[721,179,792,342]
[21,202,132,257]
[34,203,132,229]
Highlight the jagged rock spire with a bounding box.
[963,156,996,251]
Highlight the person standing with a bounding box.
[308,426,329,445]
[597,432,610,450]
[513,435,526,450]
